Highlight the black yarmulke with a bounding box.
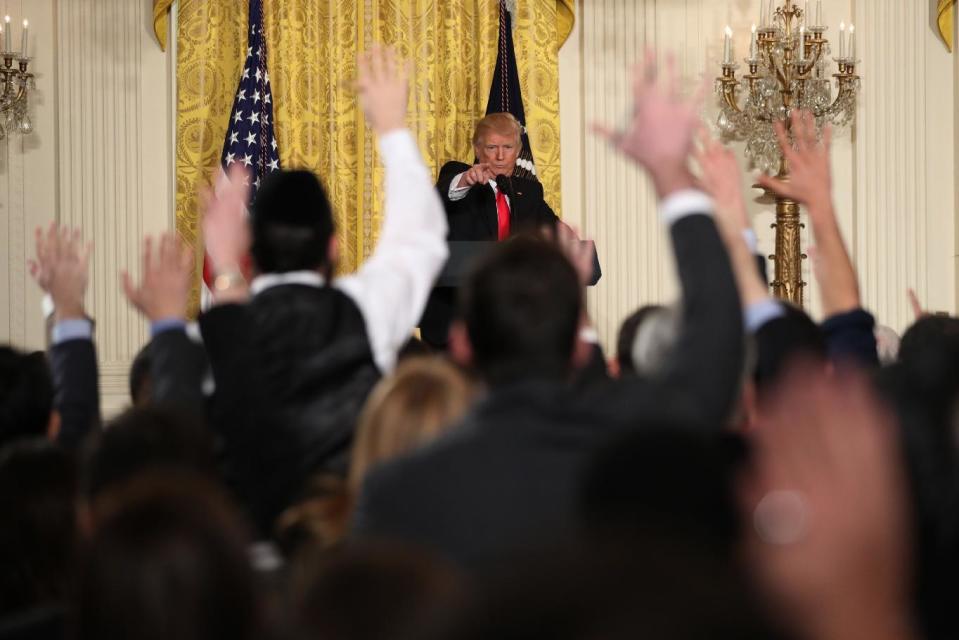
[251,170,334,238]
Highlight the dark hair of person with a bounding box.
[128,344,153,406]
[459,237,582,386]
[752,303,827,391]
[615,305,665,377]
[0,440,78,617]
[0,347,54,447]
[75,472,258,640]
[293,542,467,640]
[899,315,959,367]
[428,542,792,640]
[875,326,959,640]
[82,406,214,502]
[581,427,748,557]
[250,169,336,274]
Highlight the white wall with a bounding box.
[0,0,175,415]
[560,0,959,351]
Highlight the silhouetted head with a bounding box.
[294,542,467,640]
[251,169,336,274]
[453,237,581,386]
[0,346,56,447]
[83,407,214,505]
[0,440,78,616]
[76,472,258,640]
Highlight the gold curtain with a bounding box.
[173,0,574,315]
[938,0,955,52]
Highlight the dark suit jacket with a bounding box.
[199,284,380,535]
[436,161,559,241]
[147,328,209,418]
[354,213,744,571]
[49,338,100,448]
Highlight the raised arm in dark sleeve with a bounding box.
[198,304,266,430]
[658,208,744,426]
[821,307,879,368]
[147,328,210,418]
[49,335,100,448]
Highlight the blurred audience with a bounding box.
[75,472,260,640]
[349,356,475,494]
[0,44,954,640]
[292,543,466,640]
[352,50,743,570]
[0,441,78,638]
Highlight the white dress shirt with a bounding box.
[251,129,449,375]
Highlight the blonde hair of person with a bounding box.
[472,112,523,149]
[349,357,475,494]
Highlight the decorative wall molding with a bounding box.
[55,0,174,415]
[853,0,956,330]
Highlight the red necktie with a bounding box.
[495,189,511,241]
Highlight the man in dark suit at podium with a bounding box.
[421,113,562,348]
[438,112,559,241]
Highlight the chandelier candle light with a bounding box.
[716,0,860,306]
[0,14,34,139]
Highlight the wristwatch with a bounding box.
[214,267,246,291]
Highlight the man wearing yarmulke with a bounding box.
[192,46,448,535]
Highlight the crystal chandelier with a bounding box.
[0,15,34,140]
[715,0,860,305]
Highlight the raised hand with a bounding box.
[907,289,924,320]
[694,128,750,233]
[757,110,833,218]
[201,163,252,276]
[744,364,915,640]
[457,163,495,189]
[357,45,409,135]
[29,224,92,321]
[593,49,705,199]
[761,110,858,316]
[121,233,194,322]
[554,222,594,288]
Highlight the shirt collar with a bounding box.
[250,270,326,296]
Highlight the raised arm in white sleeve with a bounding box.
[336,129,449,373]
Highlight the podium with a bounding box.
[436,241,602,287]
[420,241,601,348]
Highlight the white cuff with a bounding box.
[659,189,714,226]
[742,228,758,253]
[448,172,471,201]
[744,299,785,332]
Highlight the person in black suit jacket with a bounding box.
[436,113,559,241]
[352,53,744,571]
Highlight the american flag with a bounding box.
[485,0,537,181]
[203,0,280,294]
